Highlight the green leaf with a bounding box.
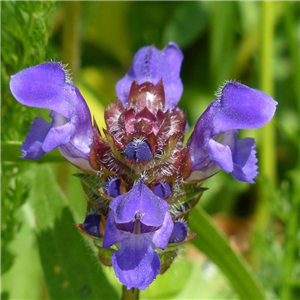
[190,206,266,300]
[29,164,118,299]
[1,164,29,275]
[209,1,236,85]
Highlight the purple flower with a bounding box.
[103,181,173,290]
[10,62,93,171]
[11,42,278,291]
[116,42,183,110]
[187,82,277,183]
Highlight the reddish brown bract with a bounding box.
[89,80,191,192]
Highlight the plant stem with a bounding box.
[122,286,139,300]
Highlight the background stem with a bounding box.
[61,1,82,81]
[56,1,83,193]
[256,0,277,234]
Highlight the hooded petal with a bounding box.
[211,82,277,133]
[110,181,169,227]
[116,42,183,110]
[10,62,94,170]
[112,235,160,290]
[188,82,277,182]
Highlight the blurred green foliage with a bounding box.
[1,1,299,300]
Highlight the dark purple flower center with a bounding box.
[124,139,153,163]
[116,212,161,234]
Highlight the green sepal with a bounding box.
[170,184,207,218]
[98,247,115,267]
[74,173,110,215]
[159,249,178,274]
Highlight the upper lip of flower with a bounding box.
[110,180,169,227]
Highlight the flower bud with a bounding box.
[103,177,121,198]
[124,139,153,163]
[169,221,188,243]
[154,182,172,198]
[83,214,102,238]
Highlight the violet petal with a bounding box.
[151,212,173,249]
[103,211,126,249]
[207,138,233,173]
[116,42,183,110]
[211,82,277,133]
[20,117,52,159]
[112,235,160,290]
[136,140,153,163]
[103,189,174,290]
[124,141,136,159]
[232,138,258,183]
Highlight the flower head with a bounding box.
[10,41,277,291]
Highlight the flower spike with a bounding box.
[11,42,277,292]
